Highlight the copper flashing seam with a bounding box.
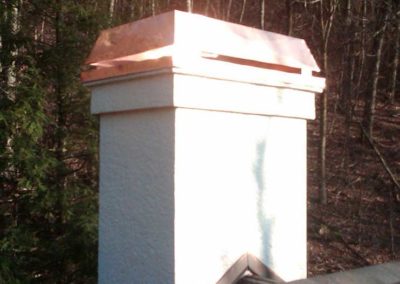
[82,54,325,93]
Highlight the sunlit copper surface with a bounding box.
[81,10,322,84]
[85,13,174,65]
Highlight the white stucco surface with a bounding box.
[91,73,174,115]
[98,109,175,284]
[174,109,307,283]
[92,71,315,284]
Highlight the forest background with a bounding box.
[0,0,399,282]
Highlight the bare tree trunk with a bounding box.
[109,0,116,21]
[1,0,21,227]
[240,0,247,23]
[34,19,45,43]
[356,0,368,91]
[320,94,328,205]
[363,6,390,138]
[0,0,20,91]
[187,0,193,13]
[138,0,144,18]
[389,17,400,103]
[319,0,337,205]
[151,0,156,16]
[204,0,210,15]
[260,0,265,29]
[226,0,233,20]
[341,0,354,173]
[389,188,395,256]
[286,0,293,35]
[7,0,19,88]
[130,0,136,19]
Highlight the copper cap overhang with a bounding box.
[81,10,321,83]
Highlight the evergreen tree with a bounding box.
[0,1,105,282]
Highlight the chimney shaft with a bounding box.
[83,10,325,284]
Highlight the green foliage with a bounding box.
[0,1,101,283]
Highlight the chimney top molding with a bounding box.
[81,10,324,92]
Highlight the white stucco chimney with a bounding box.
[82,10,325,284]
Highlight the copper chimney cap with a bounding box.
[82,10,321,83]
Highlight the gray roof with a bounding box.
[239,262,400,284]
